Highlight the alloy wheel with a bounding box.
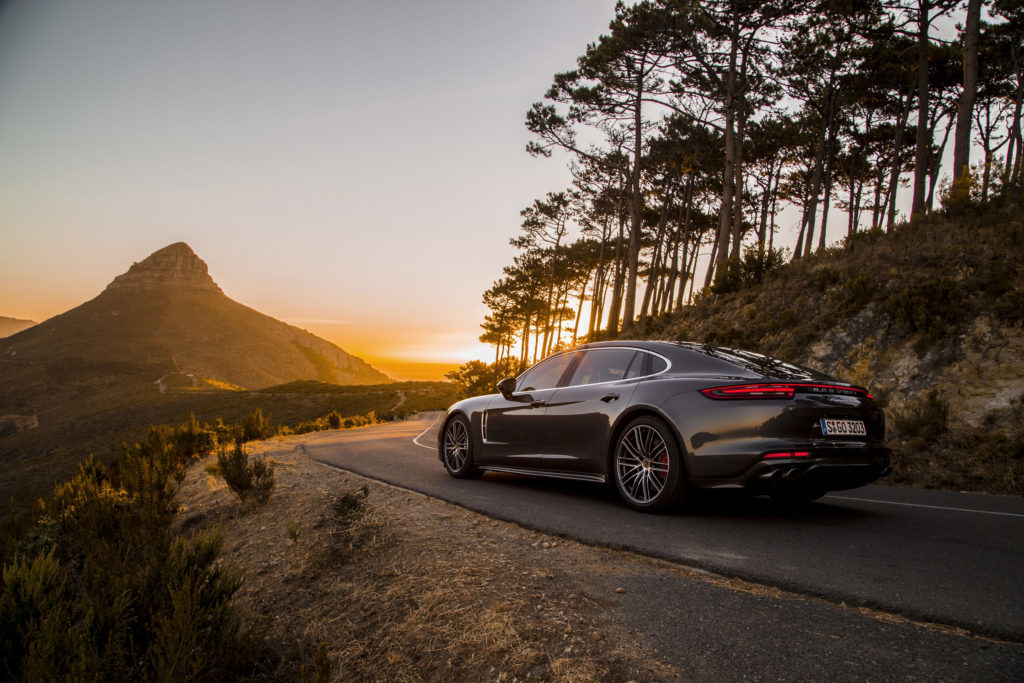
[443,418,470,472]
[616,424,671,505]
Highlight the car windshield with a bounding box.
[517,352,575,391]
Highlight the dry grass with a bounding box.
[173,433,677,681]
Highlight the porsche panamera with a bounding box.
[438,341,891,512]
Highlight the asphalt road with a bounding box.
[303,412,1024,643]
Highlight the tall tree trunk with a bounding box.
[887,89,915,232]
[715,30,740,274]
[953,0,982,182]
[606,201,626,336]
[817,107,839,252]
[640,204,670,318]
[588,230,607,338]
[520,309,531,365]
[926,113,954,208]
[621,71,646,335]
[572,271,590,344]
[911,0,932,217]
[1010,42,1024,185]
[540,240,560,359]
[729,94,748,258]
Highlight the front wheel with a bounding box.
[612,416,687,513]
[440,415,482,479]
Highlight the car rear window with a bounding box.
[673,343,832,381]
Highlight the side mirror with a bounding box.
[496,377,516,399]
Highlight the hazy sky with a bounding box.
[0,0,623,378]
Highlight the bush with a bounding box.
[240,408,275,442]
[315,485,380,567]
[711,245,787,295]
[883,277,967,349]
[217,441,275,504]
[893,389,949,443]
[1,435,261,679]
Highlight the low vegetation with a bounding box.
[888,392,1024,495]
[0,379,459,519]
[0,398,423,678]
[215,441,275,505]
[0,425,261,680]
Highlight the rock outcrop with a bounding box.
[105,242,223,293]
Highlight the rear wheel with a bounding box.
[613,416,687,513]
[440,415,482,479]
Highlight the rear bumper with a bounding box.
[693,446,892,493]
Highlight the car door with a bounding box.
[479,351,578,469]
[538,348,645,475]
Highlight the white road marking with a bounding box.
[825,495,1024,519]
[412,414,441,451]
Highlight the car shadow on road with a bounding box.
[473,472,884,523]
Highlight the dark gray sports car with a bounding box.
[438,341,891,512]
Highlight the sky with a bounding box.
[0,0,624,380]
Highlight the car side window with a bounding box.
[517,353,575,392]
[568,348,638,386]
[623,351,647,379]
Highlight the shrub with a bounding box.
[1,435,261,679]
[332,485,369,525]
[240,408,275,442]
[0,549,70,680]
[842,270,877,312]
[217,441,275,505]
[711,245,787,295]
[174,413,218,459]
[314,485,381,568]
[883,277,967,349]
[893,389,949,443]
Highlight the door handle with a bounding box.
[600,393,620,403]
[530,401,546,408]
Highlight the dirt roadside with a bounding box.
[174,431,679,681]
[174,429,1023,681]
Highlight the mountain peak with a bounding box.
[105,242,222,293]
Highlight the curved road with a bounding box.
[305,412,1024,642]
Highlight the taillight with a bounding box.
[700,383,795,399]
[763,451,810,459]
[700,382,872,400]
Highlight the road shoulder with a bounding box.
[174,429,1022,680]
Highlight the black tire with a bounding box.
[440,415,482,479]
[612,416,688,513]
[770,487,827,506]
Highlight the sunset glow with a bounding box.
[0,0,621,376]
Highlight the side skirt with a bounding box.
[478,465,607,484]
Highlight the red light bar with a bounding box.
[700,383,872,400]
[700,384,795,399]
[763,451,810,459]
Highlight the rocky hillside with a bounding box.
[646,194,1024,494]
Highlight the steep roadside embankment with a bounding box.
[650,195,1024,493]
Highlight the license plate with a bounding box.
[820,418,866,437]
